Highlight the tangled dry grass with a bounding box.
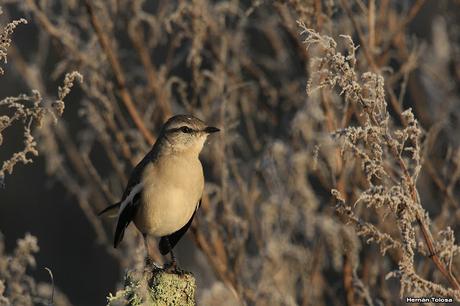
[0,7,82,186]
[0,233,73,306]
[1,0,460,305]
[0,9,81,306]
[300,23,460,300]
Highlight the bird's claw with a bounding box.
[162,260,185,275]
[144,256,161,272]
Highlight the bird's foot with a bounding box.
[144,256,162,272]
[144,255,152,267]
[163,260,185,275]
[163,259,176,271]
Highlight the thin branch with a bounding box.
[84,1,155,145]
[339,0,378,71]
[128,15,172,121]
[379,0,427,59]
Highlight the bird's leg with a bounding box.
[168,237,177,269]
[143,233,153,267]
[164,237,178,272]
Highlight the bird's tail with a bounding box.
[97,202,121,217]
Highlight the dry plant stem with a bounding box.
[368,0,375,54]
[128,18,172,121]
[320,91,337,132]
[379,0,427,59]
[339,0,378,72]
[272,3,310,62]
[85,105,129,184]
[84,1,155,145]
[377,0,390,29]
[8,45,44,92]
[331,3,459,289]
[349,78,460,292]
[301,21,460,298]
[314,0,323,30]
[424,161,460,209]
[191,191,243,304]
[85,83,137,167]
[385,34,460,211]
[7,45,115,255]
[343,254,355,306]
[367,108,460,291]
[386,86,406,124]
[55,126,110,242]
[190,225,243,305]
[100,109,135,169]
[81,154,118,204]
[371,26,460,288]
[24,0,94,69]
[352,82,459,290]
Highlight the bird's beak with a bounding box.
[204,126,220,134]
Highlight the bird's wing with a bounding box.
[158,199,201,255]
[97,202,120,217]
[111,143,161,247]
[114,183,142,248]
[98,144,159,217]
[120,145,159,201]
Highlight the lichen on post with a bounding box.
[107,268,196,306]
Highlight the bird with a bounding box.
[98,114,219,269]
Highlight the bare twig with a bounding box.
[84,1,155,145]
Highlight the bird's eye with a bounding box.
[180,126,193,133]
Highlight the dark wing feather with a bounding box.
[99,142,160,217]
[114,192,141,248]
[121,146,159,201]
[159,200,201,255]
[97,202,120,216]
[100,140,163,247]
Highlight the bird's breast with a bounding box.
[134,155,204,237]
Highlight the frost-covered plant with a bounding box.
[0,8,82,185]
[0,233,72,306]
[300,23,460,300]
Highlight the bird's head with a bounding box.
[160,115,220,154]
